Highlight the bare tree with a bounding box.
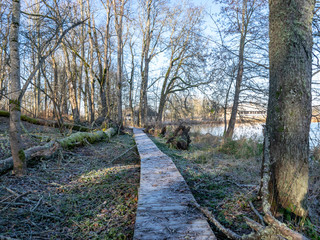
[221,0,268,138]
[156,5,207,123]
[138,0,164,126]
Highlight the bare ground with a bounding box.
[0,118,140,240]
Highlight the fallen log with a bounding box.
[0,110,91,132]
[0,128,117,175]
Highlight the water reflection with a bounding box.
[189,122,320,148]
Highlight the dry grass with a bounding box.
[151,132,320,239]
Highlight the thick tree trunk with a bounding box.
[99,82,107,117]
[267,0,314,217]
[60,66,68,115]
[157,95,166,124]
[68,75,80,123]
[139,58,149,126]
[9,0,26,176]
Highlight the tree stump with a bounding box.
[166,125,191,150]
[143,125,155,134]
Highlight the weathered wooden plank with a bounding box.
[133,128,216,240]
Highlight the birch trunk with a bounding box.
[9,0,26,176]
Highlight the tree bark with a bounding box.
[9,0,26,176]
[267,0,314,217]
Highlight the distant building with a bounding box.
[238,103,267,117]
[218,103,267,122]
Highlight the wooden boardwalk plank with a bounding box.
[133,128,216,240]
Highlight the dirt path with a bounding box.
[133,128,216,240]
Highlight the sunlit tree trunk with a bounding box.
[225,0,247,139]
[60,65,68,115]
[267,0,314,217]
[129,40,135,125]
[78,0,85,116]
[86,0,96,123]
[112,0,127,127]
[62,45,80,123]
[0,3,10,104]
[139,0,152,126]
[101,1,111,118]
[9,0,26,176]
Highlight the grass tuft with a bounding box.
[218,138,263,159]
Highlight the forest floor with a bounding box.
[150,132,320,240]
[1,116,320,239]
[0,117,140,240]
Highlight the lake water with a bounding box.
[190,122,320,148]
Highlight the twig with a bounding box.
[224,180,258,189]
[29,210,61,220]
[0,202,28,206]
[30,196,43,212]
[0,195,14,203]
[248,201,265,226]
[13,191,30,202]
[0,191,31,214]
[0,235,19,240]
[107,145,137,165]
[4,187,19,197]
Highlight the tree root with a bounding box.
[0,128,117,175]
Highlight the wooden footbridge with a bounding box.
[133,128,216,240]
